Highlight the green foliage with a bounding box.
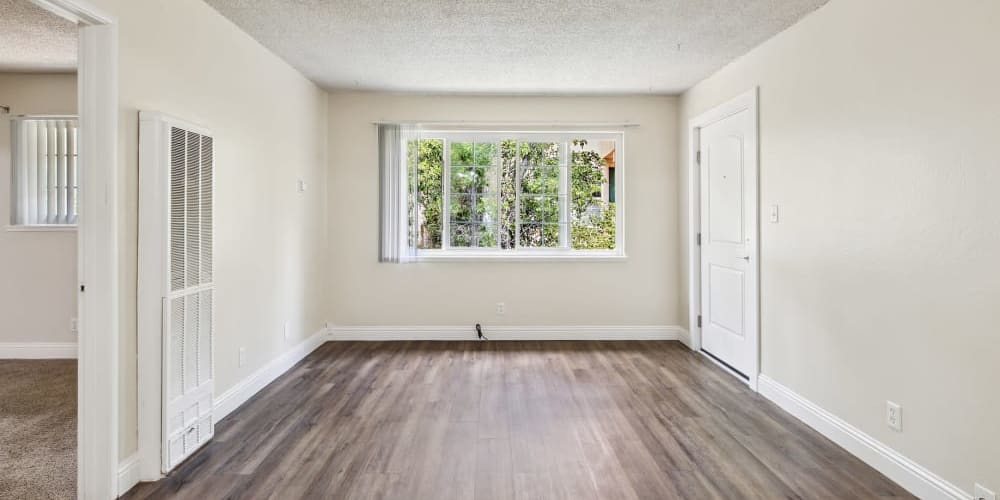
[571,202,616,249]
[569,139,615,250]
[409,139,443,249]
[410,137,615,251]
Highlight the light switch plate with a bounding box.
[769,204,779,223]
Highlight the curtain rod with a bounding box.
[372,120,639,128]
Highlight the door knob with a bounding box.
[741,256,750,261]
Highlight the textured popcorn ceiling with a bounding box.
[205,0,827,94]
[0,0,77,72]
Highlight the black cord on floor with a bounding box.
[475,323,488,341]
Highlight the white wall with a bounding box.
[0,73,77,346]
[327,93,679,329]
[679,0,999,493]
[86,0,329,461]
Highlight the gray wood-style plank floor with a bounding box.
[123,341,914,500]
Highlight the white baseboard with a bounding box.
[328,325,685,341]
[757,375,971,500]
[213,327,329,424]
[0,342,77,359]
[117,453,140,497]
[676,328,692,348]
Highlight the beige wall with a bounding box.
[87,0,329,460]
[679,0,999,492]
[327,93,679,328]
[0,73,78,345]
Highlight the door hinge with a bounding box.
[697,315,702,328]
[696,233,701,246]
[696,150,701,164]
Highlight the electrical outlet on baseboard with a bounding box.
[976,484,996,500]
[886,401,902,432]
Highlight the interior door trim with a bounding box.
[686,87,760,392]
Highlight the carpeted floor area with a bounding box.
[0,360,76,500]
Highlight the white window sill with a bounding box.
[411,251,627,263]
[6,224,78,232]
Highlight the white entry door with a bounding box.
[698,100,757,379]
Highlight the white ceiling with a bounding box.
[205,0,828,94]
[0,0,77,72]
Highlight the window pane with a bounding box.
[409,138,444,249]
[451,166,497,195]
[499,140,518,249]
[518,142,560,166]
[450,194,497,224]
[451,141,497,166]
[451,223,497,248]
[519,223,561,248]
[519,195,561,224]
[570,138,616,250]
[519,165,560,196]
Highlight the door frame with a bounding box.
[686,87,760,391]
[30,0,120,498]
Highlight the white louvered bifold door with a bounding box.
[162,127,215,471]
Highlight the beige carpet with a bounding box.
[0,360,76,500]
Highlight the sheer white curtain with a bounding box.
[11,117,79,225]
[378,123,416,262]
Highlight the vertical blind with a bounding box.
[10,117,79,225]
[378,123,416,263]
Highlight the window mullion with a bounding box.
[442,138,451,251]
[559,141,569,248]
[495,140,502,249]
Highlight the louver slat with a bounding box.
[185,131,201,288]
[200,136,213,284]
[170,127,187,291]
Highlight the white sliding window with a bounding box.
[386,129,624,261]
[10,116,79,226]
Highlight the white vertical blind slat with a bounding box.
[12,122,29,225]
[67,122,77,224]
[46,122,57,224]
[57,121,67,224]
[27,121,39,225]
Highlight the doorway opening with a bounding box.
[1,0,120,498]
[0,3,80,497]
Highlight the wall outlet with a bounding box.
[297,178,307,193]
[975,484,996,500]
[238,347,246,367]
[495,302,505,315]
[283,321,291,341]
[70,318,78,334]
[886,401,902,432]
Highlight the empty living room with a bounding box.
[0,0,996,499]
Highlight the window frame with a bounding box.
[8,114,80,230]
[410,129,626,261]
